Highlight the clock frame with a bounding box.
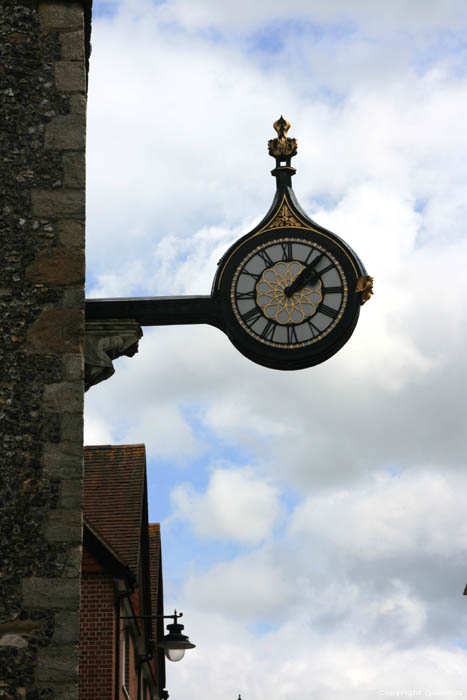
[212,117,371,370]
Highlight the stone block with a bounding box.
[46,510,81,543]
[43,382,83,413]
[60,30,85,60]
[57,219,85,247]
[0,620,42,635]
[31,189,85,218]
[63,546,83,578]
[0,634,28,648]
[63,286,84,309]
[36,645,78,683]
[53,612,79,645]
[39,3,84,30]
[46,686,78,700]
[25,248,84,286]
[27,309,83,353]
[69,94,87,116]
[61,410,83,441]
[63,354,83,382]
[45,115,85,151]
[43,441,83,480]
[58,479,82,509]
[55,61,86,93]
[63,152,85,188]
[22,578,79,610]
[43,433,82,459]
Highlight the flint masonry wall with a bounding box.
[0,2,89,697]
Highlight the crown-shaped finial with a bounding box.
[273,115,291,140]
[268,115,298,165]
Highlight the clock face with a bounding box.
[214,225,364,370]
[231,237,348,349]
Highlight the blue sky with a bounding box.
[85,1,467,697]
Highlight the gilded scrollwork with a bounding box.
[269,203,301,229]
[355,275,374,304]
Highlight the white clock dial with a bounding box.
[231,237,348,348]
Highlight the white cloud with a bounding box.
[167,608,467,700]
[290,470,467,558]
[161,0,467,32]
[83,409,116,445]
[181,547,296,618]
[170,466,282,543]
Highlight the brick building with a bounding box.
[79,444,167,700]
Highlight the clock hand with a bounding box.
[284,264,320,297]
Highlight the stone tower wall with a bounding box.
[0,2,89,697]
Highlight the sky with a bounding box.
[84,1,467,698]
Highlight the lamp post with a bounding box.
[121,609,195,662]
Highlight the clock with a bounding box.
[85,117,373,375]
[212,117,373,370]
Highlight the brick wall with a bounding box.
[78,573,115,700]
[79,570,151,700]
[0,2,88,698]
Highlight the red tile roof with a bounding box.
[83,444,146,574]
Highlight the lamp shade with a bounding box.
[165,648,185,662]
[158,618,195,663]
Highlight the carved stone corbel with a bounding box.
[84,320,143,391]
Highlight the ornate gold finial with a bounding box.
[273,115,291,140]
[356,275,374,304]
[268,115,298,162]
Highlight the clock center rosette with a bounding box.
[256,261,322,324]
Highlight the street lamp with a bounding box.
[158,610,195,662]
[121,609,195,662]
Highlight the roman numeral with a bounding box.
[281,241,293,260]
[304,250,324,266]
[236,291,256,300]
[257,249,274,267]
[286,326,298,344]
[318,263,334,275]
[261,320,276,341]
[307,320,321,337]
[241,270,260,281]
[322,285,343,294]
[242,307,263,325]
[319,304,338,319]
